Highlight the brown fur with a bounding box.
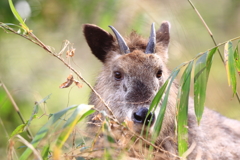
[83,22,240,160]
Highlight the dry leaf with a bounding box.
[74,80,83,88]
[92,113,102,122]
[69,48,75,57]
[59,74,74,88]
[66,47,75,57]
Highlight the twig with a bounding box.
[0,80,33,140]
[0,23,118,122]
[188,0,240,103]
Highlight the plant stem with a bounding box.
[0,22,119,122]
[0,80,33,139]
[27,32,119,122]
[188,0,240,104]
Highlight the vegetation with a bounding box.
[0,0,239,159]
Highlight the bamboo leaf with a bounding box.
[177,61,193,156]
[194,48,217,125]
[194,53,207,124]
[206,47,218,78]
[152,68,180,140]
[20,105,78,160]
[149,79,169,112]
[8,0,29,32]
[145,78,169,139]
[53,104,92,159]
[224,41,237,94]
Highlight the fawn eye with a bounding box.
[156,70,162,79]
[114,71,123,81]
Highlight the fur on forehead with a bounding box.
[106,31,169,63]
[114,50,164,71]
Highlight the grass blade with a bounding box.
[177,61,193,156]
[53,104,92,159]
[224,41,237,94]
[19,105,78,160]
[8,0,29,32]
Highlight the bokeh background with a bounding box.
[0,0,239,158]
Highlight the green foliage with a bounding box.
[0,0,240,159]
[19,104,92,159]
[194,47,217,124]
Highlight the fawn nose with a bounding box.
[132,107,155,126]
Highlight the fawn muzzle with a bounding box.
[132,107,155,126]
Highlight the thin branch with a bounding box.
[0,23,118,122]
[188,0,240,103]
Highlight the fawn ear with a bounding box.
[83,24,115,62]
[156,21,170,58]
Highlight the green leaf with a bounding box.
[177,61,193,156]
[224,41,237,94]
[10,123,27,137]
[41,145,50,160]
[19,105,78,160]
[8,0,29,31]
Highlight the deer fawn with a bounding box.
[83,22,240,160]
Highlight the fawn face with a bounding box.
[84,22,171,133]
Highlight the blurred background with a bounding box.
[0,0,239,158]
